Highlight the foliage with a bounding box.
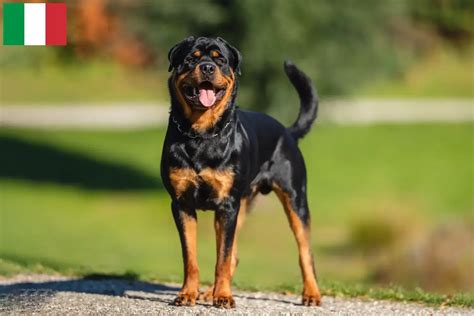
[111,0,472,116]
[228,0,406,114]
[114,0,408,115]
[360,44,474,98]
[410,0,474,39]
[1,1,472,109]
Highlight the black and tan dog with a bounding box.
[161,36,321,308]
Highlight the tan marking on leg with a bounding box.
[198,286,214,302]
[174,211,199,306]
[231,198,247,276]
[273,184,321,306]
[200,198,247,303]
[212,213,235,308]
[199,168,235,201]
[169,168,198,198]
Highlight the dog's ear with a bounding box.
[217,37,242,76]
[168,36,195,72]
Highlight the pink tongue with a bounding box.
[199,88,216,107]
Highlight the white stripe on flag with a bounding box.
[24,3,46,46]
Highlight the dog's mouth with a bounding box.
[181,81,226,109]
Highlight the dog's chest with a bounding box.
[169,167,234,205]
[168,141,235,205]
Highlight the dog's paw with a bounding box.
[213,296,236,309]
[302,294,321,306]
[198,287,214,302]
[173,292,197,306]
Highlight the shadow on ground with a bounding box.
[0,135,162,191]
[0,273,179,310]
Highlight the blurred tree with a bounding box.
[4,0,470,115]
[115,0,409,118]
[71,0,154,66]
[108,0,226,67]
[219,0,408,117]
[410,0,474,41]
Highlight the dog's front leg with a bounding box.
[212,200,239,308]
[171,201,199,306]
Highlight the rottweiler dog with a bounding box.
[161,36,321,308]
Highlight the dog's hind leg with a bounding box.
[171,202,200,306]
[273,183,321,306]
[231,197,250,275]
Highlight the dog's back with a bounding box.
[235,60,318,195]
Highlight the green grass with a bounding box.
[0,60,167,104]
[360,46,473,98]
[319,281,474,307]
[1,124,472,306]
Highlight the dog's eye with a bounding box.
[185,56,196,64]
[214,56,226,66]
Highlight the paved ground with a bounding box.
[0,103,170,129]
[1,99,472,129]
[318,99,473,124]
[0,275,471,315]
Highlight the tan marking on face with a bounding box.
[174,71,194,118]
[193,50,201,58]
[169,168,199,198]
[210,50,220,58]
[189,69,234,132]
[273,184,321,301]
[199,168,235,202]
[173,68,235,133]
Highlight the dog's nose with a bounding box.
[200,63,215,76]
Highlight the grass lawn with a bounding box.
[0,123,472,306]
[360,45,473,98]
[0,60,167,104]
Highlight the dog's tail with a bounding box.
[284,60,318,141]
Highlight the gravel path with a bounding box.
[0,275,471,315]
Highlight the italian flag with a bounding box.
[3,2,67,46]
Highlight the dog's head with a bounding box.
[168,37,241,116]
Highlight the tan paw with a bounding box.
[198,287,214,302]
[173,292,197,306]
[213,296,236,309]
[302,293,321,306]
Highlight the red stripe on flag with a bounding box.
[46,3,67,46]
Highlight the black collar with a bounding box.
[170,115,233,139]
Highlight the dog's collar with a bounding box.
[171,115,233,139]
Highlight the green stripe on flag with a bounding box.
[3,3,25,45]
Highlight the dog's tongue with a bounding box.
[199,88,216,107]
